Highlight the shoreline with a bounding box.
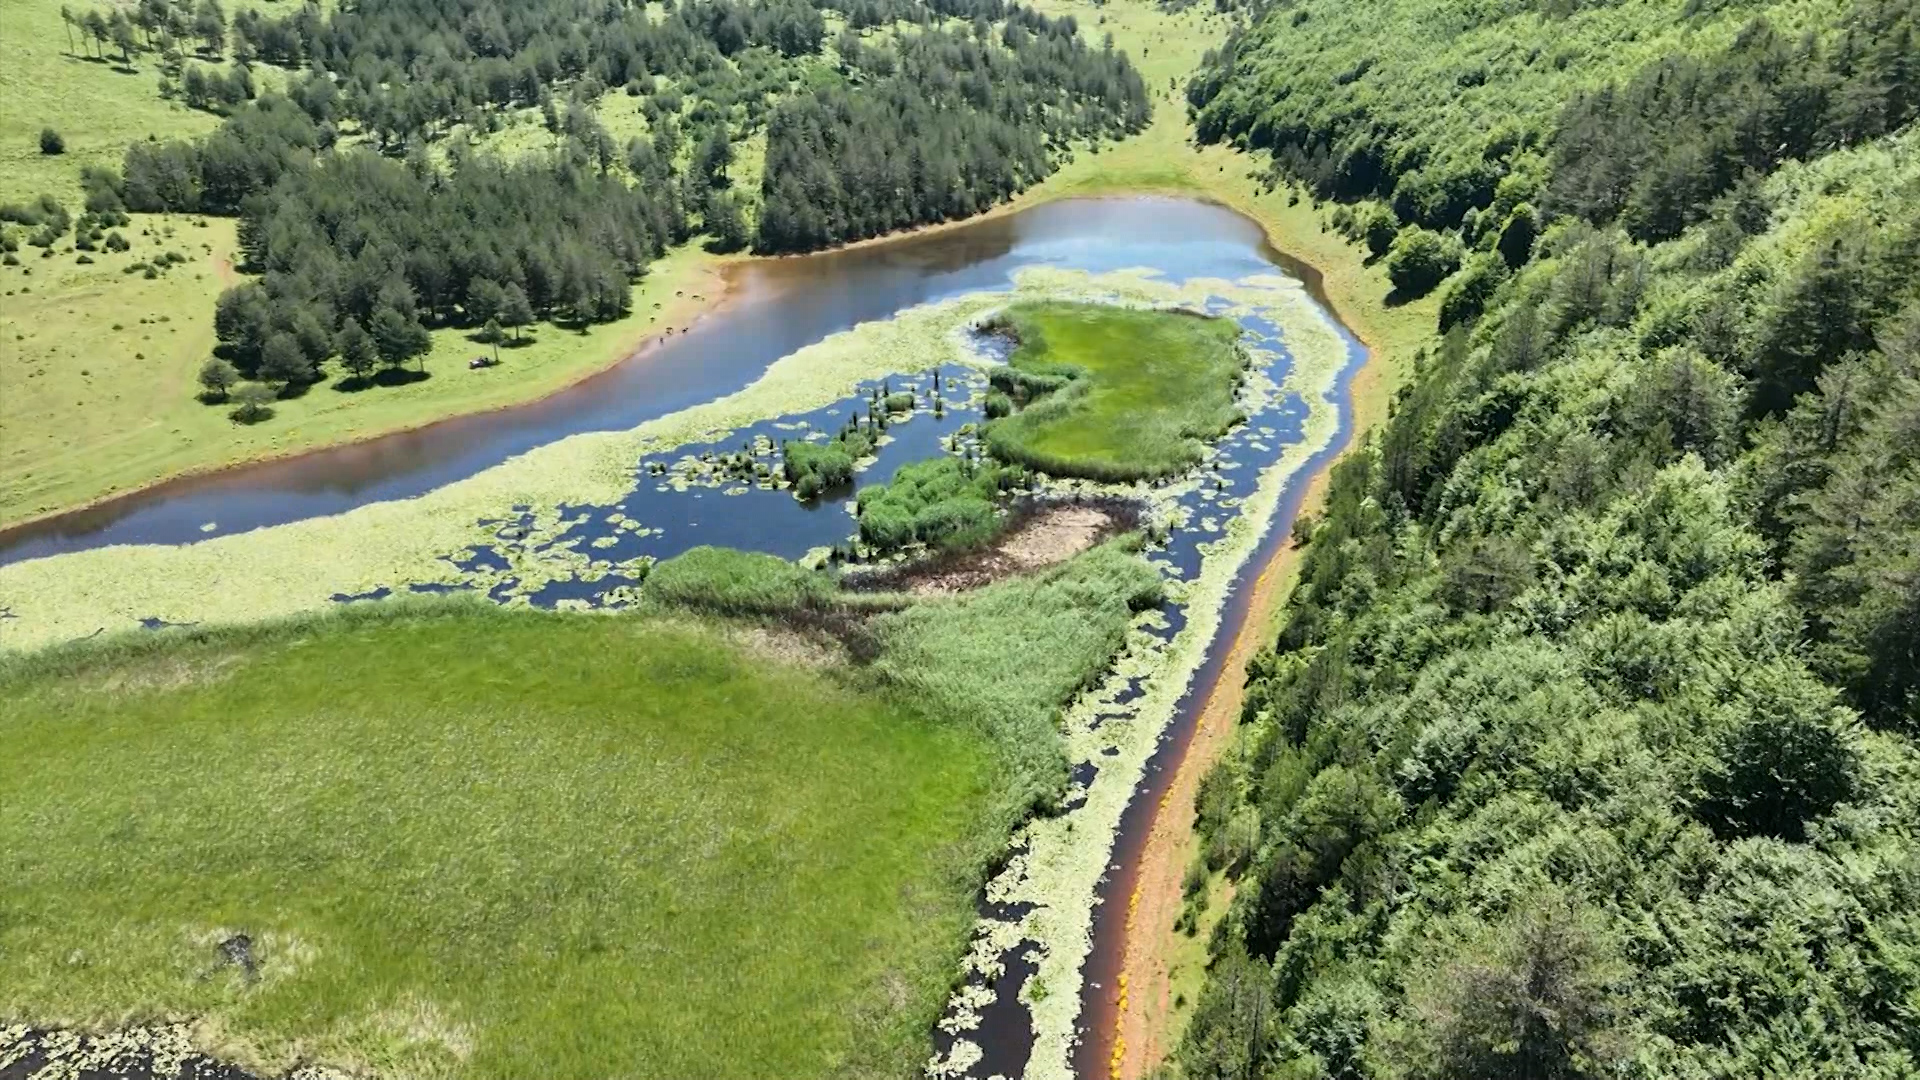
[0,252,735,539]
[1109,456,1343,1075]
[1099,203,1421,1079]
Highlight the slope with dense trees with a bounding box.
[1188,0,1914,292]
[28,0,1147,404]
[1173,0,1920,1074]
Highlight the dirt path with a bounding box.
[1113,464,1334,1076]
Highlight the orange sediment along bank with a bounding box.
[1111,463,1333,1076]
[1103,197,1427,1076]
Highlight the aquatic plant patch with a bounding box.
[855,457,1028,555]
[925,303,1355,1079]
[981,302,1248,481]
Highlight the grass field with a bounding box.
[1,538,1167,1077]
[0,0,722,529]
[0,602,996,1079]
[0,235,720,527]
[982,302,1245,480]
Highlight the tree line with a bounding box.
[41,0,1144,414]
[756,18,1147,251]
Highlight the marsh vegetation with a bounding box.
[2,525,1167,1078]
[980,301,1249,481]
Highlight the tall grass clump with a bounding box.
[980,301,1247,481]
[782,426,875,499]
[855,457,1026,554]
[866,538,1166,832]
[642,546,837,615]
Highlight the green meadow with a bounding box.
[1,540,1163,1078]
[982,301,1246,481]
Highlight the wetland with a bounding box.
[0,195,1364,1080]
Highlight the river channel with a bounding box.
[0,196,1367,1080]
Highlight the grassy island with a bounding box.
[980,302,1246,481]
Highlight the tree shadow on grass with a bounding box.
[1383,284,1434,309]
[373,367,432,387]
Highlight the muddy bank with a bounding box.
[843,498,1143,596]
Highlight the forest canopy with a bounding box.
[56,0,1147,394]
[1176,0,1920,1076]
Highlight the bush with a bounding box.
[782,438,859,499]
[1386,225,1463,297]
[1439,252,1510,331]
[228,381,276,423]
[883,391,914,413]
[198,357,241,399]
[983,391,1013,419]
[1362,204,1399,258]
[855,456,1017,554]
[1696,668,1859,842]
[38,128,64,155]
[643,546,836,615]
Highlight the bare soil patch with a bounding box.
[845,498,1142,596]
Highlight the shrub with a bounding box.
[198,357,241,399]
[228,381,276,423]
[38,128,64,155]
[782,438,857,498]
[984,391,1013,419]
[1695,667,1859,842]
[1439,252,1510,331]
[1386,225,1463,297]
[1362,204,1399,257]
[855,456,1018,554]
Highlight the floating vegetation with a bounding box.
[0,267,1337,653]
[925,304,1352,1078]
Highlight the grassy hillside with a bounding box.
[0,0,218,205]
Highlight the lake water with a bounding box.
[0,197,1327,566]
